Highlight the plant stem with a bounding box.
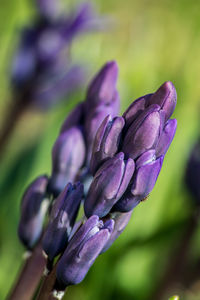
[36,263,66,300]
[35,215,86,300]
[6,241,46,300]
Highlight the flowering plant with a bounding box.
[8,60,177,300]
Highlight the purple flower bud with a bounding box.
[60,103,84,133]
[156,119,177,157]
[90,115,125,174]
[42,182,83,261]
[18,175,49,249]
[84,152,135,218]
[101,211,132,253]
[122,105,165,160]
[56,215,114,287]
[49,127,86,197]
[123,94,152,129]
[146,81,177,121]
[86,61,119,108]
[114,151,163,212]
[84,92,120,165]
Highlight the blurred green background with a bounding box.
[1,0,200,299]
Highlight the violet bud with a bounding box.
[101,211,132,253]
[84,152,135,218]
[86,61,119,108]
[42,182,83,261]
[48,127,86,197]
[114,151,163,212]
[123,94,152,129]
[56,215,114,287]
[90,115,125,174]
[84,92,120,166]
[185,141,200,206]
[146,81,177,121]
[18,175,49,249]
[122,104,165,160]
[156,119,177,157]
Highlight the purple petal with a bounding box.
[56,216,113,287]
[84,153,135,218]
[90,115,125,174]
[49,127,86,196]
[42,182,83,260]
[114,155,164,212]
[156,119,177,157]
[84,101,119,165]
[101,211,132,252]
[123,94,152,129]
[122,105,164,159]
[86,61,118,107]
[131,156,164,197]
[146,81,177,121]
[18,175,49,249]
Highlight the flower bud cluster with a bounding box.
[17,61,177,291]
[55,79,177,288]
[87,81,177,215]
[18,61,119,253]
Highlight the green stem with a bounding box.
[36,263,66,300]
[6,242,46,300]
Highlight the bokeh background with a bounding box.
[1,0,200,299]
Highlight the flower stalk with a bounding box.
[6,242,46,300]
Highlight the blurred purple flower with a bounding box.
[11,1,103,109]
